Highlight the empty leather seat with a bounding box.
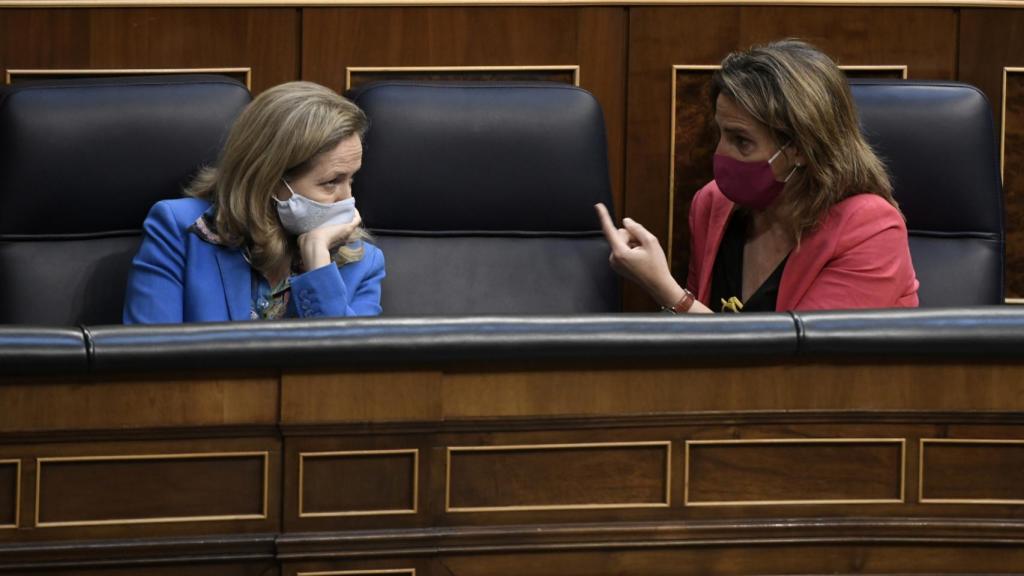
[348,82,620,315]
[850,79,1004,306]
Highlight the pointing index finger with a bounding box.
[594,203,625,249]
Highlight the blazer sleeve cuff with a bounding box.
[290,264,350,318]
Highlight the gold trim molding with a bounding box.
[0,459,20,530]
[1001,67,1023,182]
[684,438,907,507]
[446,441,672,513]
[345,65,581,91]
[6,68,253,91]
[35,451,269,528]
[296,565,415,569]
[919,438,1024,505]
[298,449,419,518]
[2,1,1023,7]
[667,63,907,267]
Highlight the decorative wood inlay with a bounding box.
[685,439,905,506]
[299,450,418,517]
[346,66,579,91]
[920,439,1024,504]
[1003,68,1024,299]
[5,68,252,89]
[296,565,415,569]
[0,460,19,529]
[668,64,908,273]
[35,452,268,527]
[446,441,671,512]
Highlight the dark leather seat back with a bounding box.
[0,75,251,325]
[850,80,1004,306]
[349,82,619,315]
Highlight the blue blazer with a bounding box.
[123,198,385,324]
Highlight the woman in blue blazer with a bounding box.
[124,82,385,324]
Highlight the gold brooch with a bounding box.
[720,296,744,313]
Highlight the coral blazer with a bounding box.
[686,181,919,311]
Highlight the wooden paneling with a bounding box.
[0,461,17,528]
[35,564,279,576]
[625,6,957,309]
[960,9,1024,299]
[0,375,278,433]
[0,8,298,94]
[294,565,413,569]
[299,450,417,517]
[281,363,1024,426]
[439,362,1024,419]
[281,371,443,424]
[392,545,1024,576]
[301,7,628,217]
[921,439,1024,503]
[685,439,904,505]
[347,66,578,90]
[446,442,670,512]
[6,67,252,89]
[1006,69,1024,299]
[36,452,268,527]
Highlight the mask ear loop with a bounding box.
[281,179,297,199]
[769,142,801,183]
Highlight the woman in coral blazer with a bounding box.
[124,81,384,324]
[597,39,917,313]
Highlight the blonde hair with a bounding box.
[711,39,897,240]
[187,81,370,276]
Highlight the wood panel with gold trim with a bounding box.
[15,563,281,576]
[946,8,1023,300]
[302,6,627,217]
[625,5,956,309]
[0,460,19,529]
[5,67,252,89]
[0,437,282,543]
[296,565,415,569]
[446,441,671,512]
[35,451,269,528]
[920,438,1024,504]
[299,449,418,518]
[1003,67,1024,301]
[0,8,297,94]
[684,438,905,506]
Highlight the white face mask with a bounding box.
[275,179,356,235]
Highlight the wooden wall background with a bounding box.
[0,3,1021,309]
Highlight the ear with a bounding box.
[788,145,807,168]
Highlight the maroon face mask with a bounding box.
[713,145,797,210]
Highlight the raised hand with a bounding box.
[298,209,363,272]
[594,203,691,310]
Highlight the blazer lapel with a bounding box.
[214,249,252,321]
[697,199,736,303]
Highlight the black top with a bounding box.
[709,209,788,313]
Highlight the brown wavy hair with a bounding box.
[711,39,898,241]
[187,81,370,277]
